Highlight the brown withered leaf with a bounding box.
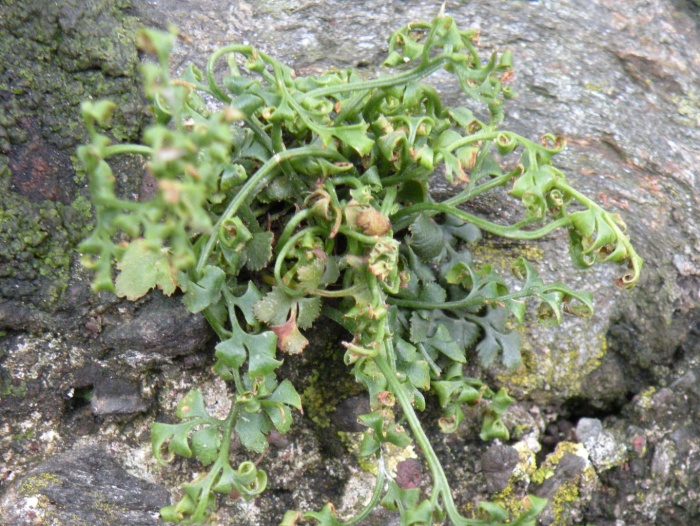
[356,207,391,236]
[271,314,308,355]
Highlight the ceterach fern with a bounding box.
[78,11,641,526]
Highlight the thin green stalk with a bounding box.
[310,284,365,299]
[191,402,240,521]
[338,226,385,245]
[104,144,154,157]
[343,454,387,525]
[391,201,572,238]
[373,343,476,526]
[275,209,312,255]
[197,147,340,273]
[305,55,450,99]
[387,282,577,311]
[273,225,327,295]
[441,172,514,207]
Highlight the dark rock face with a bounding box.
[1,0,699,525]
[481,444,520,493]
[1,445,169,526]
[100,294,213,363]
[90,375,151,416]
[330,395,371,433]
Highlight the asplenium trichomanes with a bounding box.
[78,11,642,526]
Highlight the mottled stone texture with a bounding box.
[1,445,170,526]
[1,1,699,525]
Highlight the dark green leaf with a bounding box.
[472,308,521,368]
[408,214,444,261]
[235,412,270,453]
[244,231,274,271]
[267,380,302,411]
[181,265,226,313]
[409,311,430,344]
[247,331,282,377]
[214,334,247,370]
[254,287,292,326]
[264,404,293,433]
[231,282,263,326]
[425,324,466,363]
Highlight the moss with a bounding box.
[0,0,147,309]
[301,370,334,428]
[299,346,363,429]
[0,166,96,307]
[0,374,27,398]
[12,426,36,441]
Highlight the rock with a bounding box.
[91,376,151,416]
[330,395,371,433]
[66,364,152,416]
[585,380,700,524]
[0,444,169,526]
[101,294,212,365]
[0,0,145,312]
[575,418,627,472]
[532,442,598,526]
[481,444,520,493]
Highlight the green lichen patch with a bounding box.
[0,165,95,307]
[300,349,363,430]
[0,0,147,308]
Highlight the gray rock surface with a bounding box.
[100,294,213,364]
[481,444,520,493]
[1,0,700,525]
[1,445,169,526]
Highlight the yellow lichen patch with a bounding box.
[633,386,657,411]
[550,480,582,524]
[530,441,599,525]
[532,441,588,484]
[471,240,546,273]
[489,442,538,518]
[338,428,417,478]
[512,441,538,481]
[497,330,608,404]
[19,472,60,497]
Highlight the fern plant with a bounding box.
[78,11,641,525]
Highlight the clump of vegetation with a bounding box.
[78,11,641,525]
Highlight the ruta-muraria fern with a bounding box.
[78,11,641,526]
